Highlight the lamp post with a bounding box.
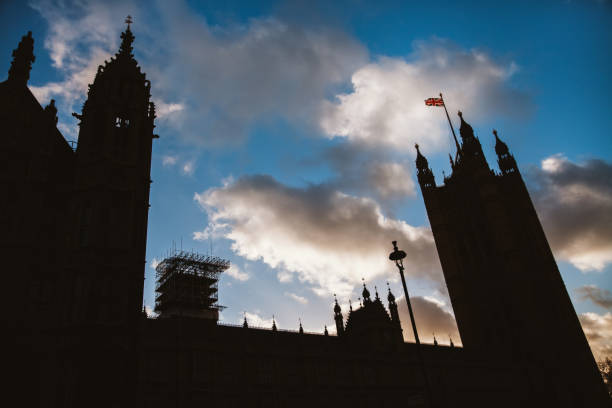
[389,240,433,408]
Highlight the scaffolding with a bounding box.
[154,250,229,320]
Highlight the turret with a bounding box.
[415,144,435,188]
[494,129,518,174]
[7,31,35,87]
[455,111,489,171]
[334,294,344,336]
[69,19,158,325]
[387,283,401,327]
[362,280,372,305]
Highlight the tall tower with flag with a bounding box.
[416,102,610,407]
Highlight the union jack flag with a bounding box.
[425,97,444,107]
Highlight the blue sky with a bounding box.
[1,0,611,357]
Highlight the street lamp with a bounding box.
[389,240,433,407]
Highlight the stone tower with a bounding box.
[69,21,157,326]
[415,111,609,407]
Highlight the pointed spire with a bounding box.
[433,334,438,346]
[324,325,329,336]
[299,318,304,334]
[117,16,135,58]
[415,143,429,170]
[334,293,341,314]
[493,129,509,156]
[415,144,435,188]
[387,282,396,303]
[374,286,380,301]
[8,31,35,86]
[243,312,248,328]
[272,315,277,332]
[44,99,58,125]
[458,111,474,140]
[362,279,371,303]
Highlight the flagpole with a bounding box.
[440,92,461,155]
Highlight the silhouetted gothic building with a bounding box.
[3,25,609,408]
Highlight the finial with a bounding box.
[324,325,329,336]
[334,294,341,314]
[415,143,420,152]
[243,311,248,328]
[8,31,35,86]
[272,315,277,331]
[118,18,135,57]
[374,286,380,300]
[457,110,474,140]
[433,334,438,346]
[493,129,498,138]
[299,318,304,334]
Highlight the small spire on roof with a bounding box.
[243,311,248,328]
[118,16,135,58]
[387,282,396,303]
[8,31,35,86]
[324,325,329,336]
[299,318,304,334]
[272,315,277,331]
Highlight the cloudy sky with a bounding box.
[2,0,611,359]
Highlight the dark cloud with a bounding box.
[312,143,416,205]
[29,0,368,146]
[529,155,612,271]
[151,1,368,146]
[396,295,461,346]
[195,175,442,297]
[576,285,612,310]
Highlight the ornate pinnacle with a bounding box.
[8,31,35,85]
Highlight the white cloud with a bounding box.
[156,101,185,119]
[162,155,178,166]
[182,160,195,175]
[277,269,293,283]
[144,304,157,318]
[396,294,461,345]
[285,292,309,304]
[241,311,274,328]
[531,156,612,272]
[195,175,441,298]
[579,312,612,360]
[319,39,531,154]
[226,264,250,281]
